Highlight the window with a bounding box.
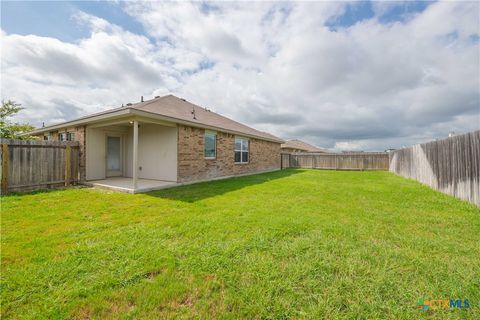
[43,135,50,141]
[204,131,216,158]
[235,137,249,163]
[58,132,67,141]
[67,132,75,141]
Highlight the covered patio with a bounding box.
[84,116,178,193]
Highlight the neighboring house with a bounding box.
[281,139,328,153]
[30,95,283,192]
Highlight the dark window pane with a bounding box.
[205,149,215,158]
[235,151,241,162]
[243,139,249,151]
[204,133,216,157]
[235,139,242,151]
[242,152,249,163]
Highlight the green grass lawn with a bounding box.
[1,169,479,319]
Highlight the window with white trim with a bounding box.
[204,131,216,158]
[67,132,75,141]
[58,132,67,141]
[234,137,249,163]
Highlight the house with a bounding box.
[30,95,284,193]
[281,139,328,153]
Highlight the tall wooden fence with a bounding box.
[389,130,480,206]
[0,139,80,193]
[281,152,389,170]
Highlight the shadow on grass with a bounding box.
[146,169,301,203]
[1,185,87,197]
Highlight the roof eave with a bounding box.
[27,107,284,144]
[27,108,134,135]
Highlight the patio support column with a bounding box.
[133,120,139,190]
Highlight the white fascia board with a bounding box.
[28,108,133,134]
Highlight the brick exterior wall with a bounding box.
[74,126,87,181]
[35,125,87,181]
[177,125,281,182]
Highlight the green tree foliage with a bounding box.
[0,100,37,140]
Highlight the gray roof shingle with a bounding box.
[30,95,284,143]
[281,139,328,152]
[131,95,283,142]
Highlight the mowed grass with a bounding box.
[1,169,479,319]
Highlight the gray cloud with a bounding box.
[242,109,304,126]
[1,1,479,152]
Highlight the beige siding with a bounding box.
[125,124,177,181]
[86,125,129,180]
[85,127,107,180]
[86,123,177,181]
[139,124,177,181]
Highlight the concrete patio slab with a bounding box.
[84,177,178,193]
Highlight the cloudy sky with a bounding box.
[1,1,479,151]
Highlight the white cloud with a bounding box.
[1,1,479,151]
[1,11,179,124]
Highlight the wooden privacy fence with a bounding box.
[0,139,80,193]
[281,152,389,170]
[389,130,480,206]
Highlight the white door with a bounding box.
[106,135,122,177]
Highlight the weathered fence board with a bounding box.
[389,130,480,206]
[282,152,389,170]
[0,139,80,193]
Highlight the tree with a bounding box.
[0,100,37,140]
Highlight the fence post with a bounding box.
[1,144,9,194]
[65,145,71,187]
